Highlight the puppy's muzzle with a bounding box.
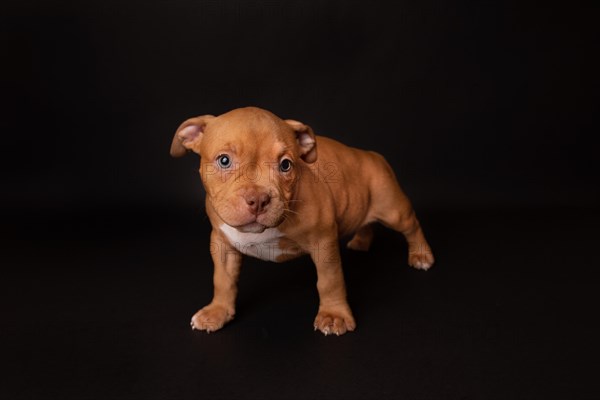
[243,189,271,215]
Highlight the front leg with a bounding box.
[311,239,356,336]
[190,230,241,333]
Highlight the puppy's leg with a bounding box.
[371,167,434,270]
[190,230,241,333]
[389,206,434,270]
[347,223,374,251]
[311,239,356,336]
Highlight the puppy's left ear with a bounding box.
[170,115,215,158]
[285,119,317,163]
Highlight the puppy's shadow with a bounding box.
[341,225,413,317]
[235,255,318,323]
[234,226,413,327]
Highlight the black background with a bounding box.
[2,1,598,399]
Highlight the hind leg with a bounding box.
[347,224,374,251]
[371,178,434,270]
[391,208,435,270]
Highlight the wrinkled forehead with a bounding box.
[201,113,295,156]
[212,112,283,136]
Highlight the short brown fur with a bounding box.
[171,107,434,336]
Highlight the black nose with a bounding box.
[245,192,271,214]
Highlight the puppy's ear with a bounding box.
[170,115,215,157]
[284,119,317,164]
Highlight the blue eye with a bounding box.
[217,155,232,169]
[280,159,292,172]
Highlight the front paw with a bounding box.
[190,303,234,333]
[314,305,356,336]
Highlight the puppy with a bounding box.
[170,107,434,336]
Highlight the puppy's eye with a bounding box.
[217,154,232,169]
[279,159,292,172]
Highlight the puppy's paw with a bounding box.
[313,306,356,336]
[190,303,234,333]
[408,245,435,270]
[346,226,373,252]
[346,237,371,251]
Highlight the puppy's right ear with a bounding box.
[170,115,215,157]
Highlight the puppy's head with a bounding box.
[170,107,317,233]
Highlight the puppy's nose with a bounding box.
[245,192,271,214]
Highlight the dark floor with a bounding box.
[1,205,599,399]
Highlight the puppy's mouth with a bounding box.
[235,221,268,233]
[224,211,286,233]
[212,192,287,233]
[233,210,287,232]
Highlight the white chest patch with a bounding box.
[219,224,285,262]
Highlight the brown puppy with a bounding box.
[170,107,434,336]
